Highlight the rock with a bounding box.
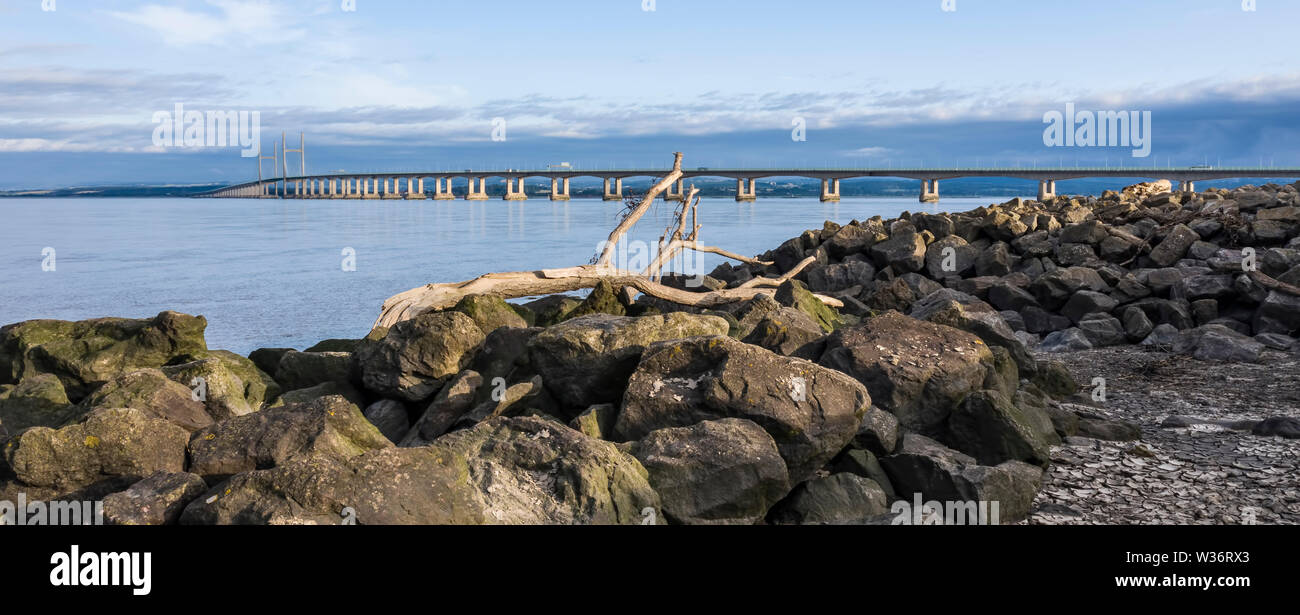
[0,373,79,432]
[909,289,1037,375]
[161,352,278,421]
[617,335,868,483]
[1045,406,1081,438]
[851,406,900,456]
[1174,324,1265,363]
[807,261,875,293]
[1141,323,1182,347]
[304,339,359,353]
[102,471,207,525]
[524,295,582,327]
[363,400,411,443]
[353,312,485,403]
[1175,275,1236,301]
[975,242,1015,276]
[1061,291,1118,324]
[1030,267,1108,310]
[451,294,529,333]
[277,381,364,407]
[631,418,790,525]
[945,390,1053,467]
[1031,360,1079,399]
[819,312,991,436]
[183,416,660,525]
[248,348,292,379]
[1076,313,1127,347]
[864,277,919,313]
[1252,417,1300,439]
[80,369,214,432]
[1254,291,1300,336]
[774,280,841,333]
[568,403,616,440]
[1075,415,1142,441]
[878,433,978,502]
[869,230,927,273]
[468,326,542,397]
[186,395,392,482]
[823,223,877,259]
[451,375,546,428]
[275,350,353,393]
[988,283,1039,312]
[401,370,482,446]
[767,473,888,525]
[564,279,628,319]
[1149,224,1200,267]
[1254,333,1296,350]
[1,408,189,496]
[1039,328,1093,353]
[529,313,729,409]
[831,449,896,499]
[959,461,1043,524]
[1121,306,1154,341]
[925,235,978,279]
[1059,220,1109,245]
[0,311,208,402]
[741,307,826,358]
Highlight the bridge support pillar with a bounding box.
[383,177,400,199]
[406,178,426,199]
[1179,180,1196,193]
[363,178,379,199]
[466,177,489,200]
[1037,179,1057,202]
[735,178,758,202]
[433,177,455,200]
[550,177,571,201]
[920,179,940,203]
[603,178,624,201]
[505,177,527,201]
[666,179,685,202]
[820,178,841,202]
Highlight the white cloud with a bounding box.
[106,0,302,47]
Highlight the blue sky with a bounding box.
[1,0,1299,187]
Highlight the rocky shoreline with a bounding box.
[2,179,1298,525]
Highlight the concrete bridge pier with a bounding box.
[736,178,758,202]
[405,178,426,200]
[466,177,489,200]
[920,179,940,203]
[1037,179,1057,202]
[433,177,455,200]
[603,178,624,201]
[820,178,841,202]
[550,177,571,201]
[363,178,379,199]
[383,177,401,199]
[666,179,685,202]
[505,177,528,201]
[1179,180,1196,193]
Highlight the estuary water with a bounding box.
[0,196,1015,354]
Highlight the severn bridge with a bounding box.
[199,166,1300,203]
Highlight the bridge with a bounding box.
[199,166,1300,203]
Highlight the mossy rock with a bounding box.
[305,339,360,353]
[774,280,842,333]
[1031,360,1079,399]
[0,373,81,432]
[509,303,537,327]
[524,295,583,328]
[452,295,528,333]
[563,280,627,320]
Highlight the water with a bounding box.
[0,196,1015,355]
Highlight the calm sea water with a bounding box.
[0,196,1014,355]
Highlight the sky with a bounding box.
[1,0,1299,188]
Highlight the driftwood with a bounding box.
[373,152,838,330]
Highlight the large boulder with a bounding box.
[450,295,529,333]
[869,230,927,273]
[353,312,485,403]
[1149,224,1200,267]
[528,313,729,409]
[0,311,208,402]
[80,369,215,432]
[1174,325,1266,363]
[183,416,661,525]
[925,235,978,279]
[945,390,1053,467]
[819,312,992,436]
[0,373,80,432]
[1,408,188,497]
[774,280,842,333]
[275,350,353,393]
[630,418,790,525]
[401,370,482,446]
[909,289,1037,376]
[767,473,888,525]
[186,395,392,482]
[617,335,869,483]
[102,471,208,525]
[162,351,278,421]
[878,434,1042,524]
